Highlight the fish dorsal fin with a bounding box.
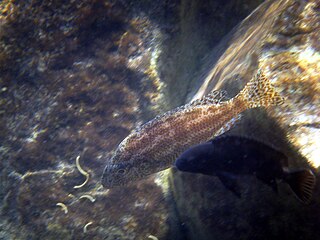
[213,114,242,137]
[189,90,228,107]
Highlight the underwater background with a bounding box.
[0,0,319,239]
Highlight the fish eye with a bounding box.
[116,168,126,175]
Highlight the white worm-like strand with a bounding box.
[83,221,93,233]
[56,203,68,214]
[79,194,96,203]
[148,235,158,240]
[74,155,89,189]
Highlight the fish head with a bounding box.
[175,143,214,174]
[101,132,155,188]
[102,157,157,188]
[101,161,135,188]
[175,154,199,173]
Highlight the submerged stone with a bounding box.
[0,0,263,239]
[171,0,320,239]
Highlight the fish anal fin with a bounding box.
[284,169,316,204]
[213,114,242,137]
[190,90,228,107]
[217,171,242,198]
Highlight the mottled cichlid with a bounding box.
[175,135,316,204]
[101,70,284,188]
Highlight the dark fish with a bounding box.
[101,70,284,188]
[175,135,316,204]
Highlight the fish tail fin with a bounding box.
[237,69,284,108]
[284,169,316,204]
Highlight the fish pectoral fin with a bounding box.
[217,171,242,198]
[213,114,242,138]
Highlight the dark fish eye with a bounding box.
[117,168,126,175]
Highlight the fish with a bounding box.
[101,70,284,188]
[174,135,316,204]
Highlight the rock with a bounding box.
[0,0,263,239]
[171,0,320,239]
[15,169,177,240]
[191,0,320,169]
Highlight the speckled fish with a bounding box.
[175,135,316,204]
[102,70,284,188]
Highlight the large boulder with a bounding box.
[170,0,320,239]
[0,0,262,239]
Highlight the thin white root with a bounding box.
[56,203,68,214]
[148,235,158,240]
[79,194,96,203]
[83,221,93,233]
[74,155,89,189]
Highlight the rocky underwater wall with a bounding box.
[0,0,262,239]
[171,0,320,239]
[0,0,319,240]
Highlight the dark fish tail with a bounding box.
[283,169,316,204]
[237,69,284,108]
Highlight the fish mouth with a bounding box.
[101,172,111,188]
[101,165,114,188]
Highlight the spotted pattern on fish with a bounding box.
[102,70,284,188]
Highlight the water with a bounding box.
[0,0,319,239]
